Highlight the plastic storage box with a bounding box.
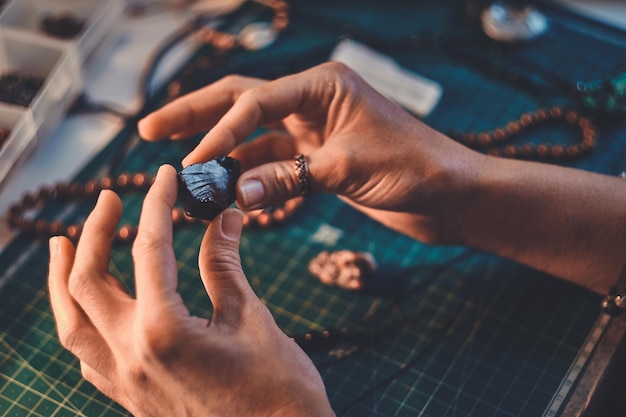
[0,0,123,187]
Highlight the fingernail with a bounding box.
[221,209,243,240]
[239,179,265,209]
[49,237,59,259]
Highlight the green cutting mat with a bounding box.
[2,1,626,416]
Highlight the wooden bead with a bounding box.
[518,143,535,158]
[478,132,493,146]
[68,182,83,197]
[257,212,273,227]
[503,145,518,158]
[115,225,136,242]
[520,113,534,126]
[117,174,130,188]
[49,221,66,236]
[66,224,82,240]
[100,177,114,190]
[463,133,477,146]
[535,109,548,121]
[536,143,551,158]
[506,121,521,134]
[171,207,186,225]
[566,111,578,123]
[35,219,50,234]
[37,187,53,204]
[550,107,563,118]
[21,193,37,208]
[567,144,582,158]
[551,144,566,159]
[493,128,507,141]
[84,180,100,196]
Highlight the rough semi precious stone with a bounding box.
[177,156,241,221]
[308,250,377,291]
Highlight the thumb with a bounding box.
[236,154,315,211]
[198,208,255,327]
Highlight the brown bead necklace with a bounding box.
[448,106,598,160]
[6,172,304,244]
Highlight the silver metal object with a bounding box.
[481,1,549,42]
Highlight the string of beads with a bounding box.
[6,172,303,244]
[448,106,598,160]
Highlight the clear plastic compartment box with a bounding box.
[0,0,123,186]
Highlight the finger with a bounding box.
[49,236,116,379]
[80,361,133,414]
[198,208,257,328]
[72,190,122,276]
[235,144,342,210]
[181,66,327,166]
[68,191,132,331]
[133,165,183,315]
[137,75,265,141]
[229,131,296,171]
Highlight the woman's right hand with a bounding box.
[139,62,485,244]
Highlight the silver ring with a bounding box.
[294,154,311,198]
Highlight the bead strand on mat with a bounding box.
[448,106,598,160]
[7,172,304,244]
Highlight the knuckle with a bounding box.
[80,363,95,382]
[67,271,91,303]
[274,162,300,196]
[57,324,82,352]
[122,362,150,386]
[131,233,161,259]
[220,73,244,88]
[136,319,180,364]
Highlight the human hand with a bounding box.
[138,63,485,244]
[48,165,335,417]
